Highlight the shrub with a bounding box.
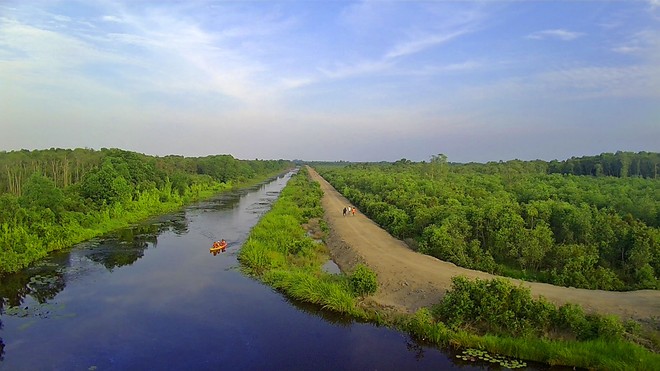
[433,276,628,342]
[349,264,378,297]
[433,276,545,337]
[592,315,625,340]
[554,303,591,339]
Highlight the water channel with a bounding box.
[0,171,494,370]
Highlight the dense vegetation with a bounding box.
[317,153,659,291]
[239,168,659,369]
[0,148,292,275]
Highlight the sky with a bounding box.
[1,1,659,163]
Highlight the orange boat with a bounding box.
[210,240,227,253]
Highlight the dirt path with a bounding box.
[307,167,660,322]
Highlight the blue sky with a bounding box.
[1,1,659,163]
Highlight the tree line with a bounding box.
[0,148,292,275]
[548,151,659,178]
[444,151,659,178]
[317,153,659,291]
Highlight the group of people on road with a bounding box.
[342,206,357,216]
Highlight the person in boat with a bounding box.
[219,239,227,251]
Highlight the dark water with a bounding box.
[0,172,509,370]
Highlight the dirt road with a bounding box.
[307,167,660,321]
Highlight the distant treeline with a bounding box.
[0,148,293,274]
[0,148,291,196]
[308,151,660,179]
[548,152,658,178]
[317,152,659,291]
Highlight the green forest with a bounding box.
[0,148,292,275]
[317,152,659,291]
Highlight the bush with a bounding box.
[349,264,378,297]
[592,315,625,340]
[433,276,627,342]
[554,303,591,340]
[433,276,545,337]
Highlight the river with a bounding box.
[0,171,488,370]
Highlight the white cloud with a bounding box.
[612,46,642,54]
[612,30,658,55]
[384,30,468,59]
[318,59,393,79]
[279,77,315,90]
[101,15,126,23]
[526,29,584,41]
[401,60,482,76]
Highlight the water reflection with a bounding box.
[286,297,354,327]
[0,258,66,307]
[0,211,190,313]
[0,318,4,361]
[287,297,444,364]
[85,212,190,270]
[406,340,427,361]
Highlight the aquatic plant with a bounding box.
[456,348,527,369]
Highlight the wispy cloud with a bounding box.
[318,59,393,79]
[317,3,485,81]
[314,28,471,82]
[527,29,584,41]
[384,30,469,59]
[537,65,657,98]
[101,15,126,23]
[396,60,482,77]
[612,30,658,54]
[459,64,658,102]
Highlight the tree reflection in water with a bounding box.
[0,212,189,316]
[0,316,4,361]
[86,213,188,270]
